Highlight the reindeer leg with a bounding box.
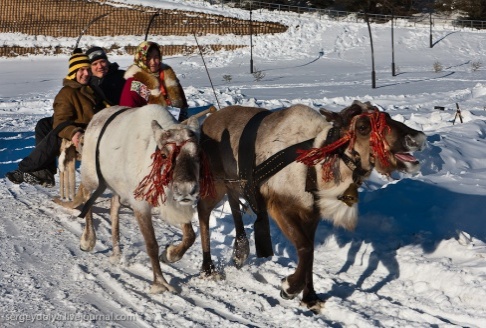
[80,208,96,252]
[59,169,66,200]
[110,195,121,263]
[197,183,226,279]
[67,146,76,200]
[253,191,274,259]
[270,207,325,314]
[299,220,326,314]
[160,223,195,263]
[134,209,174,294]
[227,190,249,269]
[197,201,218,278]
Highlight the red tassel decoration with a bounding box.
[134,143,179,207]
[296,110,392,183]
[199,150,216,199]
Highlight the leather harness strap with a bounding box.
[238,110,272,215]
[238,110,316,258]
[237,110,273,258]
[253,138,315,189]
[78,106,132,218]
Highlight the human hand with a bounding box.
[72,131,84,150]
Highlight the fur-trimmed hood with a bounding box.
[124,63,187,109]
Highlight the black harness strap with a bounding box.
[78,107,132,218]
[253,138,315,187]
[237,110,272,258]
[238,110,272,215]
[238,110,315,258]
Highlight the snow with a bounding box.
[1,1,486,327]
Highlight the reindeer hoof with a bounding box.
[200,270,224,281]
[52,197,63,205]
[150,282,176,294]
[159,247,170,263]
[280,289,294,300]
[159,245,181,264]
[280,277,298,300]
[79,237,95,252]
[301,299,326,314]
[150,284,168,294]
[301,291,326,314]
[200,263,225,280]
[232,237,250,269]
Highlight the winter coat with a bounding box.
[90,62,126,106]
[119,63,188,109]
[53,78,103,140]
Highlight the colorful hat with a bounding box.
[66,48,90,80]
[133,41,161,72]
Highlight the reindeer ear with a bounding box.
[185,115,200,135]
[340,101,365,126]
[319,108,343,128]
[152,120,165,143]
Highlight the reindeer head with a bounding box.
[319,100,426,178]
[134,117,201,207]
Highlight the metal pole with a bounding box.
[365,13,376,89]
[144,11,160,42]
[391,14,395,76]
[250,4,254,74]
[429,12,433,48]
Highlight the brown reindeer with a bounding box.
[196,100,426,313]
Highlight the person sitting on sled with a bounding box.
[86,46,126,106]
[120,41,188,122]
[6,49,104,187]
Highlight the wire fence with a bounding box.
[223,0,486,30]
[2,0,486,57]
[0,0,286,57]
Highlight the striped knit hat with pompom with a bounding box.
[66,48,90,80]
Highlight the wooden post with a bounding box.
[453,103,463,125]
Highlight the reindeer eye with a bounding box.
[160,149,169,159]
[357,122,371,135]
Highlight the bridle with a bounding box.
[297,110,392,179]
[134,138,215,207]
[296,110,392,206]
[134,140,191,206]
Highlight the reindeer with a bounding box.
[74,104,206,293]
[196,100,426,313]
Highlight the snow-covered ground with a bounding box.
[1,1,486,327]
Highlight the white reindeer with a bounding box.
[76,104,202,293]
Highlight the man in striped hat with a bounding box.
[6,48,104,187]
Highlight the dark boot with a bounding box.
[30,169,55,188]
[6,169,42,186]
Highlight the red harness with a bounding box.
[296,110,392,182]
